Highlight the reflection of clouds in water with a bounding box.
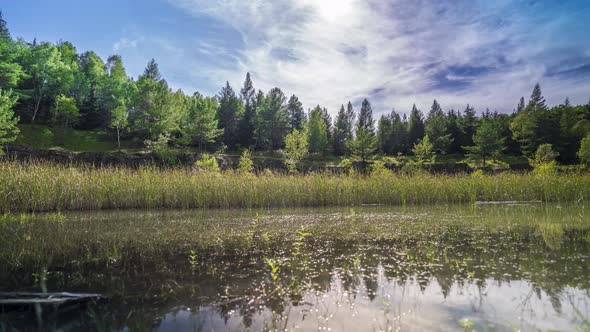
[153,274,587,332]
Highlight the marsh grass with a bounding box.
[1,161,589,212]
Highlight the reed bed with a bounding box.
[0,161,589,212]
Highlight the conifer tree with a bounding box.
[217,81,243,149]
[407,104,425,147]
[238,73,256,147]
[357,98,375,134]
[333,103,355,155]
[287,94,305,131]
[306,106,328,154]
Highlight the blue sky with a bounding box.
[3,0,590,117]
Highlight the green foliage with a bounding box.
[412,135,435,165]
[0,24,24,89]
[237,149,254,174]
[338,158,353,172]
[256,87,289,150]
[530,144,559,175]
[425,102,453,154]
[51,94,79,128]
[333,102,355,156]
[195,153,220,173]
[531,143,559,166]
[306,106,328,155]
[217,82,243,149]
[0,88,19,153]
[133,60,183,141]
[370,160,390,176]
[407,104,425,148]
[463,120,505,167]
[180,94,222,152]
[145,133,177,164]
[348,127,377,163]
[284,129,308,173]
[578,135,590,166]
[287,94,305,131]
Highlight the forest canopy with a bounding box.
[0,12,589,165]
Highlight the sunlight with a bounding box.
[305,0,355,22]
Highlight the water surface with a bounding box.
[1,204,589,331]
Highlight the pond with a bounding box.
[1,204,589,331]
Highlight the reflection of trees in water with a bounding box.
[3,227,589,330]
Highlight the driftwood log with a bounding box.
[0,292,103,307]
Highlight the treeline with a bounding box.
[1,12,590,165]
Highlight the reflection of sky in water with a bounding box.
[2,205,589,331]
[154,270,588,331]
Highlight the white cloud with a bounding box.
[167,0,590,116]
[113,36,145,52]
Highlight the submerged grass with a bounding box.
[1,161,589,212]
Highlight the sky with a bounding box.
[3,0,590,118]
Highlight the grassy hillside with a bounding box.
[14,125,139,152]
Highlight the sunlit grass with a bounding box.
[0,161,589,212]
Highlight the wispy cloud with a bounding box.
[113,36,145,52]
[167,0,590,115]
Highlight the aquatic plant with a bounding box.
[1,161,590,213]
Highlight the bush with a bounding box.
[578,135,590,166]
[145,134,177,164]
[195,153,219,173]
[400,161,421,176]
[338,158,353,173]
[530,144,559,175]
[531,144,559,166]
[533,160,558,176]
[237,149,254,174]
[370,160,390,176]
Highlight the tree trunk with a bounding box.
[31,94,42,124]
[116,126,121,149]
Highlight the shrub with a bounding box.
[145,133,177,164]
[578,135,590,166]
[237,149,254,174]
[370,160,390,176]
[530,144,559,175]
[195,153,219,173]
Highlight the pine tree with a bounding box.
[238,73,256,147]
[143,58,162,82]
[217,81,243,149]
[407,104,425,147]
[377,114,393,154]
[459,104,477,148]
[516,97,525,113]
[463,120,505,167]
[321,107,333,153]
[181,94,222,152]
[357,98,375,134]
[427,99,443,119]
[256,87,288,150]
[511,83,550,156]
[287,94,305,131]
[306,106,328,154]
[0,11,9,39]
[389,110,407,154]
[333,103,355,156]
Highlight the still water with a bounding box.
[1,204,589,331]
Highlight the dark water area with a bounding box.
[0,204,589,331]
